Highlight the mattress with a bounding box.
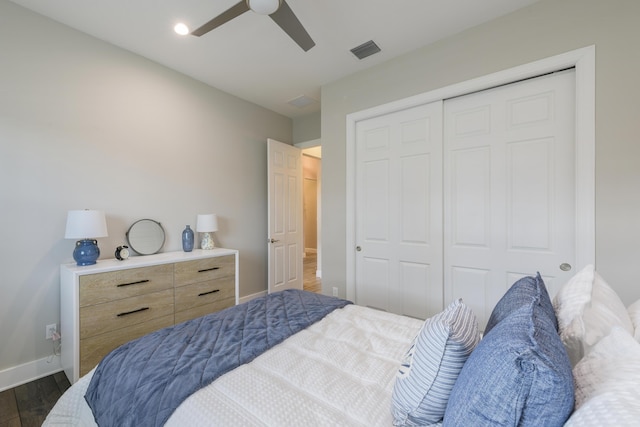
[44,304,423,426]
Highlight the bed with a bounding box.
[44,266,640,427]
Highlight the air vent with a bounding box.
[350,40,381,60]
[287,95,317,109]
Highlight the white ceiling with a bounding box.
[9,0,540,118]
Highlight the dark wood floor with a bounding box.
[3,255,321,425]
[0,371,70,427]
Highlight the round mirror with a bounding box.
[126,219,165,255]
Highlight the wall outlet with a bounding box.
[46,323,57,340]
[332,287,339,297]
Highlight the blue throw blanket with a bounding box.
[85,289,351,427]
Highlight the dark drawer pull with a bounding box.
[117,307,149,317]
[117,279,150,287]
[198,289,220,297]
[198,267,220,273]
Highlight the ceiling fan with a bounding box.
[191,0,315,52]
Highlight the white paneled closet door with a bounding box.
[354,101,444,319]
[443,70,576,329]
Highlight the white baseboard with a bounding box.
[238,290,267,304]
[0,355,62,392]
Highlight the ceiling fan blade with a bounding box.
[269,0,315,51]
[191,1,250,37]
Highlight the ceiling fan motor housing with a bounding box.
[247,0,281,15]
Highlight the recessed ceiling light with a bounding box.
[174,23,190,36]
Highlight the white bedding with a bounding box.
[44,304,423,426]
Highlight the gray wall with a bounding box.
[0,1,291,373]
[321,0,640,305]
[292,112,321,143]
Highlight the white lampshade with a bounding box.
[247,0,280,15]
[196,214,218,232]
[65,210,108,239]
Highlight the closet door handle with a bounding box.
[559,263,572,272]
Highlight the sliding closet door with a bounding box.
[443,70,576,329]
[354,101,443,319]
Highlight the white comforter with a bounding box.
[44,304,423,426]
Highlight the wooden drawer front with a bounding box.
[175,298,235,324]
[79,314,174,376]
[174,277,235,313]
[174,255,235,287]
[80,289,174,338]
[79,264,174,307]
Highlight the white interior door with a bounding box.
[443,70,576,329]
[354,102,444,319]
[268,138,303,293]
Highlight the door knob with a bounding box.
[356,246,362,252]
[269,238,280,243]
[559,263,572,272]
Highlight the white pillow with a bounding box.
[572,326,640,408]
[564,326,640,426]
[391,299,479,426]
[552,265,634,366]
[553,264,594,331]
[564,389,640,427]
[628,299,640,342]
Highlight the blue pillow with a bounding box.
[442,299,574,426]
[484,273,557,335]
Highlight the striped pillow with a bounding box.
[391,299,480,426]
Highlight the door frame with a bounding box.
[345,45,595,302]
[295,139,322,280]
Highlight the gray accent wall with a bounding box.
[0,1,291,374]
[321,0,640,305]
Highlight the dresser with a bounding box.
[60,248,239,383]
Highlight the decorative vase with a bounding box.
[182,225,194,252]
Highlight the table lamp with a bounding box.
[65,210,108,266]
[196,214,218,250]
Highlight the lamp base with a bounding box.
[200,232,215,250]
[73,239,100,266]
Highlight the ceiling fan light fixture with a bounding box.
[246,0,281,15]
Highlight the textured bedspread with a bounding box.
[85,289,351,427]
[45,304,424,427]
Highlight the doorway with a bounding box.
[299,143,322,294]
